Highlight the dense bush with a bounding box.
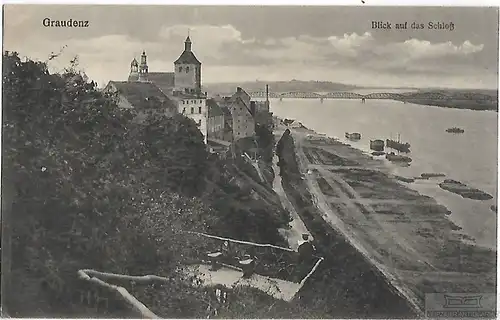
[2,51,212,317]
[255,123,275,164]
[2,51,292,317]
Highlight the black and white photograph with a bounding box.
[1,4,498,319]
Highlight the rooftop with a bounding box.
[207,98,224,118]
[108,81,177,110]
[171,90,207,99]
[147,72,175,91]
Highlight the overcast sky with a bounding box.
[4,5,499,89]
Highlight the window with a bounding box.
[198,107,202,113]
[191,107,194,114]
[186,66,190,72]
[182,108,186,113]
[179,66,183,72]
[198,119,201,126]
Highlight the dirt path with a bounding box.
[272,154,312,250]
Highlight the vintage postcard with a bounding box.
[2,4,498,319]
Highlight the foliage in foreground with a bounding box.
[3,51,291,317]
[2,51,213,316]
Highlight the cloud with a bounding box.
[154,25,485,77]
[327,32,375,57]
[373,38,484,62]
[4,22,492,88]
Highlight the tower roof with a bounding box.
[131,58,138,67]
[174,51,201,65]
[174,35,201,65]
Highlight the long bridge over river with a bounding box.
[247,91,457,101]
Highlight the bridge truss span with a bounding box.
[248,90,410,100]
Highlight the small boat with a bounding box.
[385,133,411,163]
[414,176,429,180]
[345,132,361,140]
[421,173,446,179]
[446,127,465,133]
[370,139,385,151]
[395,175,415,183]
[386,134,411,153]
[386,152,412,163]
[371,151,385,156]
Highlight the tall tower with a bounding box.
[128,58,139,81]
[174,36,202,95]
[138,51,148,82]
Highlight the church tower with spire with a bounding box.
[174,35,202,94]
[128,58,139,81]
[138,51,149,82]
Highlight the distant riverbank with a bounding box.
[395,98,498,112]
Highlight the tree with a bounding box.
[136,114,208,196]
[2,51,212,317]
[255,123,275,164]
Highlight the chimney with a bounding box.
[250,101,256,116]
[237,87,242,93]
[266,84,269,102]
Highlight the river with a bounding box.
[267,97,498,250]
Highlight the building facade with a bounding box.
[207,99,225,140]
[228,95,255,140]
[173,95,207,143]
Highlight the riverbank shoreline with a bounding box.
[274,117,496,315]
[395,98,498,112]
[274,110,497,250]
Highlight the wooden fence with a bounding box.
[76,231,324,318]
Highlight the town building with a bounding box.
[207,98,225,140]
[226,88,256,140]
[106,36,208,143]
[104,81,177,123]
[105,35,273,147]
[216,86,273,142]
